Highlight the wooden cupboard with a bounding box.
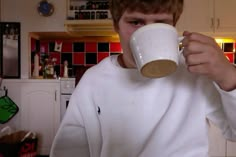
[177,0,236,37]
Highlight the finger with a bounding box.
[182,31,217,47]
[183,31,191,36]
[185,53,209,66]
[187,63,210,75]
[182,41,207,56]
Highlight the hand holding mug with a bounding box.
[130,23,184,78]
[182,31,236,91]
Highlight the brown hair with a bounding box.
[109,0,184,28]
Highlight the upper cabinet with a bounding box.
[214,0,236,33]
[177,0,213,33]
[65,0,117,36]
[65,0,236,37]
[177,0,236,37]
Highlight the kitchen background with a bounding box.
[30,37,122,78]
[30,37,235,79]
[0,0,236,156]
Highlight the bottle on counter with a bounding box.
[43,58,49,78]
[33,53,39,77]
[63,60,68,78]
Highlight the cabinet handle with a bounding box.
[211,18,214,29]
[217,18,220,29]
[55,90,57,101]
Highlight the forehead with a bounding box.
[122,10,173,21]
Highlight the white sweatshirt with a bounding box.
[50,55,236,157]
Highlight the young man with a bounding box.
[50,0,236,156]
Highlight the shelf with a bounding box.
[64,19,117,37]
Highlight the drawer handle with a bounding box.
[216,18,220,29]
[211,18,214,29]
[55,90,57,101]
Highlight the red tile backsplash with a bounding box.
[85,42,97,52]
[110,42,121,52]
[62,41,73,52]
[98,52,109,63]
[31,38,36,51]
[224,52,235,63]
[73,53,85,65]
[40,41,49,53]
[32,40,122,67]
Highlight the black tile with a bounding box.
[74,65,92,84]
[98,42,109,52]
[31,51,36,64]
[54,65,60,77]
[49,42,55,52]
[73,42,85,52]
[86,53,97,64]
[35,40,40,52]
[68,67,73,77]
[61,53,72,67]
[223,43,234,52]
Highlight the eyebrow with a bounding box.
[124,16,173,24]
[123,16,143,21]
[154,19,173,24]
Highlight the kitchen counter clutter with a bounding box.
[30,36,121,80]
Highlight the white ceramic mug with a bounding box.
[130,23,184,78]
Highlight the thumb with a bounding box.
[183,31,191,36]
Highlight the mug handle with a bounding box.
[178,36,185,54]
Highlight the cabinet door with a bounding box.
[214,0,236,33]
[181,0,214,33]
[226,141,236,156]
[21,82,60,155]
[208,122,226,157]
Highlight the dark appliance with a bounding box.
[0,22,21,78]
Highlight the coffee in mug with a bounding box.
[130,23,184,78]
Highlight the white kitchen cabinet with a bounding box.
[214,0,236,33]
[226,140,236,157]
[20,80,60,155]
[177,0,213,33]
[180,0,236,37]
[208,122,226,157]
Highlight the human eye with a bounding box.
[128,20,144,26]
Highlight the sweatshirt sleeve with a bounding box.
[206,83,236,142]
[50,87,90,157]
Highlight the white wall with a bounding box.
[1,0,67,78]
